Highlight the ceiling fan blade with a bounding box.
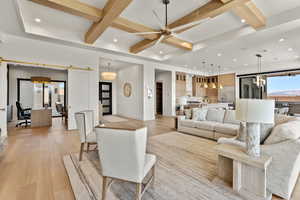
[154,35,165,46]
[170,33,187,41]
[152,10,165,29]
[170,18,210,33]
[130,31,162,35]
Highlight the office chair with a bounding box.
[16,101,31,127]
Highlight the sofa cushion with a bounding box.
[214,123,239,136]
[264,120,300,144]
[192,108,207,121]
[194,121,216,131]
[206,109,225,123]
[224,110,240,125]
[179,120,197,128]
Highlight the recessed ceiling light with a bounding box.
[295,55,299,59]
[241,19,246,23]
[244,63,248,66]
[274,57,279,61]
[279,38,285,42]
[184,64,188,67]
[233,58,237,62]
[35,18,41,23]
[159,51,163,54]
[288,48,293,52]
[113,38,118,43]
[217,53,222,57]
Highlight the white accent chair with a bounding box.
[95,127,156,200]
[75,110,97,161]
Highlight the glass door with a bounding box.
[99,82,112,115]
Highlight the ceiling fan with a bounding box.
[131,0,210,46]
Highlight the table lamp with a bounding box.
[178,97,187,115]
[236,99,274,157]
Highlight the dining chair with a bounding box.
[75,110,97,161]
[95,127,156,200]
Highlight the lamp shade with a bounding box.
[101,71,117,81]
[177,97,188,105]
[236,99,275,123]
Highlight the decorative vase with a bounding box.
[246,122,261,157]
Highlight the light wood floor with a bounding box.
[0,116,298,200]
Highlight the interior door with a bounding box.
[0,62,7,138]
[156,82,163,115]
[68,70,89,130]
[99,82,112,115]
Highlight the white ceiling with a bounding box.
[99,57,138,71]
[6,0,300,74]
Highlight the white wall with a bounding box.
[142,65,155,120]
[155,71,174,116]
[0,62,7,138]
[8,65,67,120]
[117,65,143,120]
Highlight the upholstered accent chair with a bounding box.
[95,127,156,200]
[75,110,97,161]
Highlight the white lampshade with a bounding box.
[236,99,275,123]
[178,97,188,106]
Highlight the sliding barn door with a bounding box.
[0,62,7,138]
[67,70,90,130]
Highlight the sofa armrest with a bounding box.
[261,140,300,199]
[217,137,246,149]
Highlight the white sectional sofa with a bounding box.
[178,108,240,140]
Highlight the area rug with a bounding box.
[101,115,128,123]
[63,132,244,200]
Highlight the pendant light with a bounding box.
[100,59,117,81]
[254,54,266,87]
[218,65,223,89]
[202,61,208,88]
[210,64,216,89]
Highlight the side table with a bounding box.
[214,144,272,200]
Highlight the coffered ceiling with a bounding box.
[4,0,300,74]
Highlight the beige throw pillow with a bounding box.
[264,120,300,144]
[192,108,207,121]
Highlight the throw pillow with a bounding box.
[264,120,300,144]
[192,108,207,121]
[237,122,246,142]
[184,109,192,120]
[206,109,226,123]
[274,114,297,125]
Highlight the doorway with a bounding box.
[99,82,112,115]
[17,78,66,117]
[156,82,163,115]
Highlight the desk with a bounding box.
[31,109,52,128]
[215,144,272,200]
